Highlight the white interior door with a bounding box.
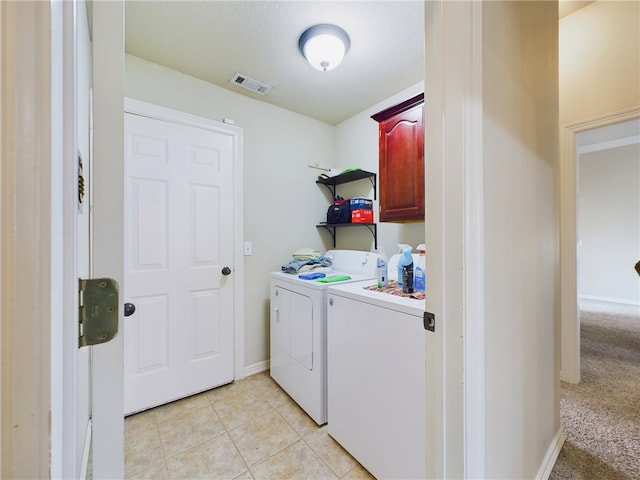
[124,111,235,414]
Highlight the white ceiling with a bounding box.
[124,1,425,125]
[124,1,592,125]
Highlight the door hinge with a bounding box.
[79,278,119,348]
[424,311,435,332]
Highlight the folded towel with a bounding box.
[297,265,332,274]
[316,275,351,283]
[298,272,326,280]
[281,255,332,274]
[292,247,322,260]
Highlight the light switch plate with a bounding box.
[244,241,253,256]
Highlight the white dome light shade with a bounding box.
[303,34,346,71]
[299,24,350,72]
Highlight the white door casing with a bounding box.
[425,1,485,477]
[90,1,125,477]
[53,1,91,477]
[76,1,93,476]
[559,106,640,384]
[124,100,244,414]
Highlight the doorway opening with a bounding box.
[560,109,640,384]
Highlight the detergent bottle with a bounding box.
[414,244,426,292]
[397,246,414,293]
[395,244,411,287]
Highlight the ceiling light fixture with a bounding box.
[298,24,350,72]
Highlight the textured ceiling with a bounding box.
[125,1,425,125]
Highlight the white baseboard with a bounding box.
[579,294,640,307]
[536,428,565,480]
[243,360,270,377]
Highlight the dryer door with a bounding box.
[270,279,326,424]
[272,285,313,371]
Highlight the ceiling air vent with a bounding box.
[230,72,272,95]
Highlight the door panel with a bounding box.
[291,293,314,370]
[132,295,169,371]
[124,112,235,414]
[131,179,168,268]
[192,290,221,357]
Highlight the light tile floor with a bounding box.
[124,371,376,479]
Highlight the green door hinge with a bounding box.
[78,278,119,348]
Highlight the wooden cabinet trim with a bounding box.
[370,93,424,123]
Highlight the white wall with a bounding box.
[334,82,426,255]
[560,1,640,125]
[578,143,640,305]
[482,2,559,477]
[1,2,53,477]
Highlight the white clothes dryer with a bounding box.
[270,250,377,424]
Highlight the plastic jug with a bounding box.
[414,246,426,292]
[397,246,414,293]
[376,246,388,288]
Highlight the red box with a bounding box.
[351,208,374,223]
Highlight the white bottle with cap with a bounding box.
[376,246,388,288]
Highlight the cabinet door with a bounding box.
[373,94,424,222]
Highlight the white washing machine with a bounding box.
[270,250,377,424]
[326,281,426,479]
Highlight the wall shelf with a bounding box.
[316,170,377,248]
[316,223,377,249]
[316,170,377,200]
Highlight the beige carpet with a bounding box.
[550,301,640,480]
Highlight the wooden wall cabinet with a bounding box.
[371,93,424,222]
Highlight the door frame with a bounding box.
[90,1,125,477]
[124,97,246,382]
[425,1,484,477]
[559,106,640,383]
[52,0,91,477]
